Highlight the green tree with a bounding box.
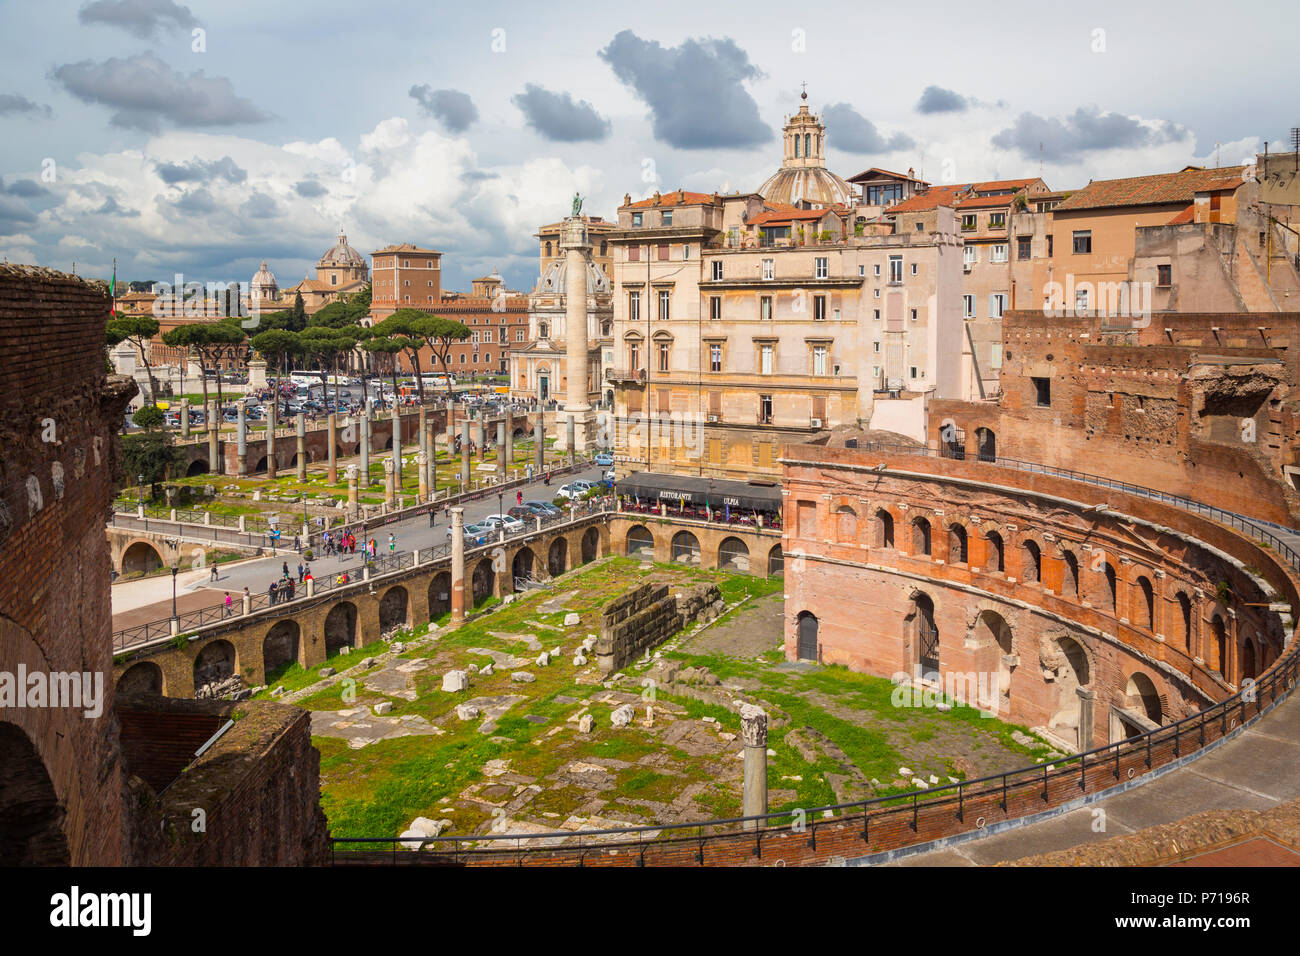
[372,310,469,404]
[131,404,165,429]
[161,320,246,417]
[106,314,162,406]
[361,336,404,401]
[290,291,307,331]
[249,328,301,412]
[119,428,183,499]
[425,316,471,400]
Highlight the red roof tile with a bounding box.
[1053,166,1247,212]
[625,190,719,209]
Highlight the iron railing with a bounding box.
[329,448,1300,865]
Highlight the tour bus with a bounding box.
[288,372,355,388]
[421,373,456,389]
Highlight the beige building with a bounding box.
[509,247,613,405]
[605,101,966,482]
[252,232,369,316]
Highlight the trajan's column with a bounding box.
[554,200,595,452]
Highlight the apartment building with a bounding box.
[370,243,442,322]
[607,188,962,480]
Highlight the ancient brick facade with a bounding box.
[781,444,1291,753]
[930,309,1300,524]
[595,581,722,674]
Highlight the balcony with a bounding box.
[605,367,647,385]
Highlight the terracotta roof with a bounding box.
[953,194,1018,210]
[1053,166,1246,212]
[1167,205,1196,225]
[371,244,441,255]
[748,205,835,226]
[884,184,968,213]
[971,178,1040,193]
[846,166,929,185]
[625,190,719,209]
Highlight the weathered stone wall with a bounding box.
[596,581,722,674]
[120,695,328,866]
[0,265,134,865]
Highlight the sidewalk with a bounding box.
[885,694,1300,865]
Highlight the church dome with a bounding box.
[756,91,855,208]
[536,257,610,295]
[318,231,367,268]
[251,259,277,288]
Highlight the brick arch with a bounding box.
[1131,571,1157,630]
[428,571,451,619]
[547,536,568,577]
[580,525,600,564]
[871,506,896,549]
[470,557,494,605]
[118,659,164,696]
[625,523,654,557]
[978,523,1006,573]
[830,496,860,544]
[263,619,301,677]
[1057,545,1081,599]
[119,538,165,575]
[0,721,69,865]
[908,513,932,557]
[1017,534,1043,584]
[717,536,750,571]
[1124,670,1164,725]
[378,585,409,632]
[193,639,237,692]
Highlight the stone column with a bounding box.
[266,399,277,478]
[461,419,472,489]
[296,413,307,480]
[360,401,372,488]
[208,401,221,475]
[476,420,486,459]
[450,507,466,624]
[383,456,396,508]
[391,406,402,492]
[740,703,768,828]
[346,464,359,521]
[534,419,544,472]
[180,398,190,439]
[327,413,338,484]
[497,420,507,482]
[559,216,593,452]
[445,414,456,470]
[236,402,248,476]
[566,416,576,467]
[417,450,429,500]
[504,418,513,467]
[426,420,438,499]
[418,405,428,470]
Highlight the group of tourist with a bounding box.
[322,530,359,556]
[268,559,312,605]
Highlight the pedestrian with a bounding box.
[269,580,278,605]
[286,578,295,600]
[388,533,396,553]
[304,564,312,582]
[223,591,232,617]
[297,562,304,582]
[282,561,289,579]
[242,586,249,609]
[294,533,301,553]
[429,508,436,528]
[210,564,218,582]
[516,490,523,507]
[544,471,551,486]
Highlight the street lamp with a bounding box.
[137,473,145,505]
[169,556,180,624]
[498,490,504,520]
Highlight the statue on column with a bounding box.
[571,193,583,217]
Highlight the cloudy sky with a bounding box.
[0,0,1294,294]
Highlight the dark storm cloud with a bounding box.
[95,195,139,217]
[5,179,48,198]
[409,85,478,133]
[173,188,216,214]
[0,195,37,235]
[0,93,53,118]
[823,103,915,154]
[50,53,270,132]
[916,85,969,114]
[239,192,279,219]
[78,0,197,38]
[511,84,610,142]
[992,107,1188,160]
[294,180,328,198]
[155,156,246,184]
[598,30,770,150]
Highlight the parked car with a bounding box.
[593,452,614,466]
[522,500,561,517]
[604,468,616,483]
[507,506,538,521]
[557,480,593,500]
[481,513,525,533]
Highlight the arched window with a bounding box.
[544,241,552,256]
[1136,576,1155,630]
[948,524,967,564]
[1210,616,1227,675]
[985,531,1004,573]
[911,516,931,557]
[874,509,894,549]
[1104,563,1118,613]
[975,427,996,462]
[1061,550,1079,598]
[1021,540,1041,583]
[1177,592,1193,650]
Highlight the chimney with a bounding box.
[623,193,630,206]
[908,167,915,179]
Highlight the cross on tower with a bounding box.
[800,81,808,100]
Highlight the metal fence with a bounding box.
[329,448,1300,865]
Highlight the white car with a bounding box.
[480,513,525,533]
[557,480,594,500]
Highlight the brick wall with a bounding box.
[0,265,134,865]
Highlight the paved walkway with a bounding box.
[889,693,1300,865]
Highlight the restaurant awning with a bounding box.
[616,472,782,512]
